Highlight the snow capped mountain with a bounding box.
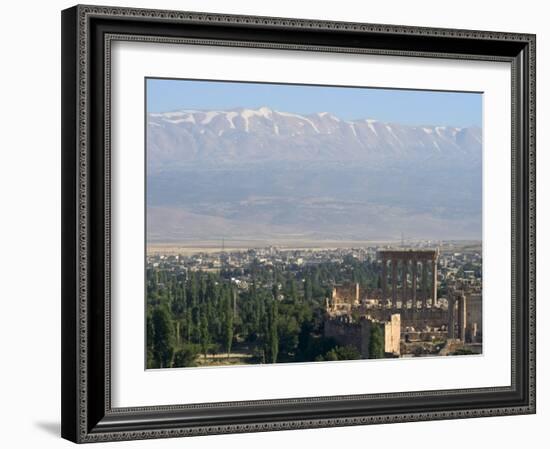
[146,107,482,242]
[147,107,481,168]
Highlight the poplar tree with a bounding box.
[224,288,234,355]
[269,299,279,363]
[199,308,210,357]
[151,306,175,368]
[304,277,312,302]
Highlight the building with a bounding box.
[323,247,482,356]
[447,279,483,343]
[324,314,401,358]
[327,283,360,314]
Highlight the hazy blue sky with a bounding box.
[146,78,482,128]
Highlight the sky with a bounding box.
[146,78,482,128]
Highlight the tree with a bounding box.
[146,253,392,367]
[199,307,210,357]
[452,348,476,356]
[368,324,385,359]
[304,276,312,302]
[171,283,186,344]
[146,308,155,368]
[151,306,175,368]
[187,273,200,343]
[321,345,361,361]
[268,299,279,363]
[296,321,313,361]
[173,344,200,368]
[185,305,193,342]
[286,276,298,301]
[224,288,234,355]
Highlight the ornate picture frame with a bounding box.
[61,4,536,443]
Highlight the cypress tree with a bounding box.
[368,324,385,359]
[269,299,279,363]
[151,306,175,368]
[199,307,210,357]
[224,288,234,355]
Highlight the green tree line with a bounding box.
[147,256,382,368]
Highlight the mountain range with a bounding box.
[147,107,481,168]
[146,107,482,243]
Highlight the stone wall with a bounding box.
[324,317,362,351]
[384,314,401,355]
[364,307,448,331]
[331,283,360,306]
[324,314,401,358]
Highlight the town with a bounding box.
[146,241,482,368]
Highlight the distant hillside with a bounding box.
[146,107,482,243]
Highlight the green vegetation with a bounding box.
[173,345,200,367]
[318,345,361,361]
[451,348,476,356]
[146,256,380,368]
[149,306,175,368]
[368,324,385,359]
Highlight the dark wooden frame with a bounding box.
[61,4,536,443]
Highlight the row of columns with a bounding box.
[380,254,438,309]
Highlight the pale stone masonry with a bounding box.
[383,314,401,355]
[324,314,401,358]
[324,249,482,358]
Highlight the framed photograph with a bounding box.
[61,4,536,443]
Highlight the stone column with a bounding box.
[421,260,428,309]
[381,257,387,307]
[401,258,408,307]
[447,294,456,339]
[411,259,417,308]
[391,258,397,308]
[432,258,438,307]
[458,295,467,341]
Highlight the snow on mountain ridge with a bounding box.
[147,106,481,165]
[148,106,472,132]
